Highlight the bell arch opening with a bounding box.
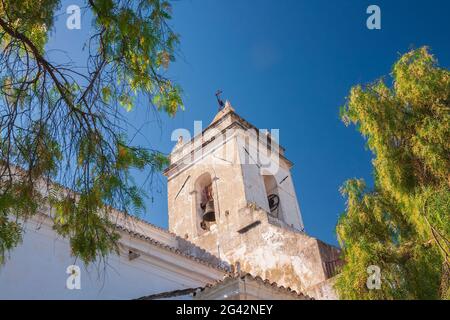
[194,172,216,233]
[263,174,283,220]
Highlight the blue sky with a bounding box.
[48,0,450,245]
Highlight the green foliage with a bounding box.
[52,193,120,263]
[0,1,60,53]
[0,1,182,265]
[337,47,450,299]
[90,0,182,116]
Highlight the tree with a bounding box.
[0,1,183,265]
[336,47,449,299]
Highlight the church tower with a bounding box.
[164,101,340,299]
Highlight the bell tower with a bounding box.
[164,101,339,299]
[164,101,304,243]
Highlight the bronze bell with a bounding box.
[202,200,216,222]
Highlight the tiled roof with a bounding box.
[115,211,179,237]
[135,287,201,300]
[115,224,230,272]
[195,273,313,299]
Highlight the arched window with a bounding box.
[194,173,216,232]
[263,174,282,219]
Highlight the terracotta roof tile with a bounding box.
[115,225,230,272]
[195,272,313,300]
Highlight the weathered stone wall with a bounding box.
[208,205,337,295]
[179,201,339,299]
[305,277,339,300]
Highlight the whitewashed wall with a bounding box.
[0,216,225,300]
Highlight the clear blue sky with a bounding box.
[48,0,450,245]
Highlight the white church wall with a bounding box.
[0,216,225,300]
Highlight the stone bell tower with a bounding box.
[164,101,341,299]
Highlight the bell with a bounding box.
[202,200,216,222]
